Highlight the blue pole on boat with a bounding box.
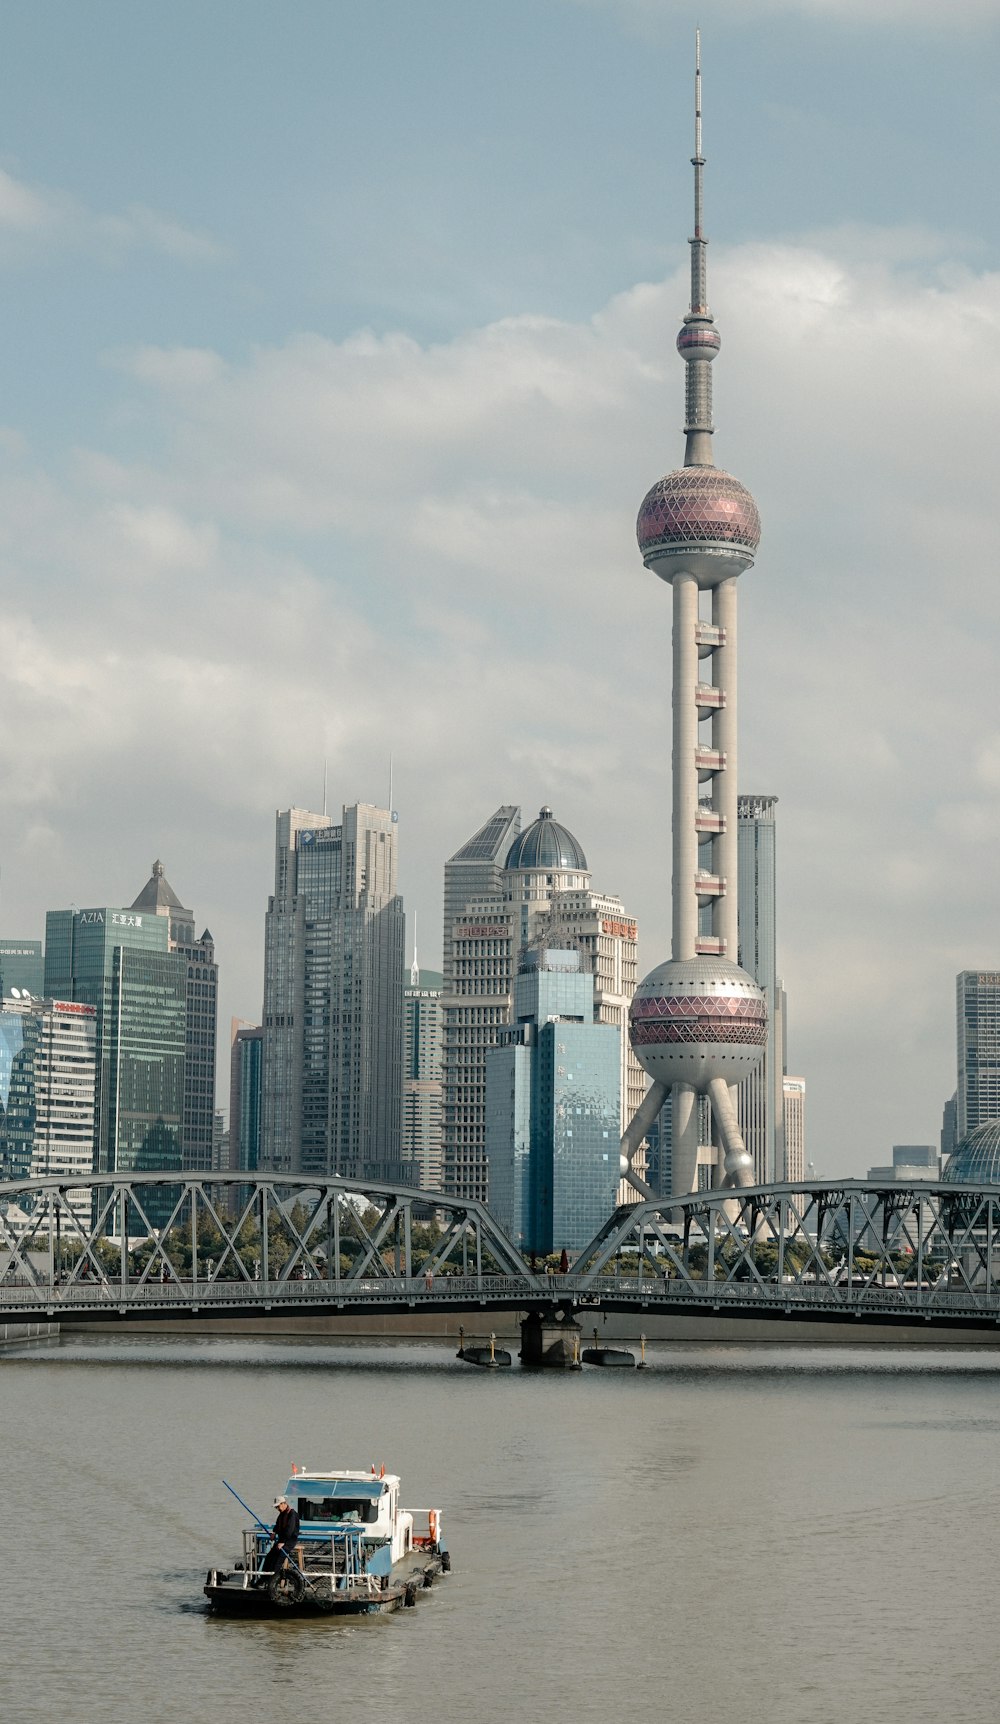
[222,1478,271,1533]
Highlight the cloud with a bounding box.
[0,163,225,266]
[96,204,227,265]
[566,0,999,30]
[2,222,1000,1174]
[0,166,59,231]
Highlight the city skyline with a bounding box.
[0,4,998,1175]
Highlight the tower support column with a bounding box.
[672,572,699,961]
[671,1081,699,1198]
[711,576,738,959]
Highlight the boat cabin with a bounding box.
[285,1470,413,1564]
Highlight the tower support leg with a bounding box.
[707,1076,754,1188]
[671,1081,699,1197]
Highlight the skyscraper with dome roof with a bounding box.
[440,805,640,1205]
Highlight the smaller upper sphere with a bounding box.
[505,806,588,873]
[637,467,761,586]
[677,324,721,361]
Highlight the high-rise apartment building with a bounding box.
[262,803,406,1182]
[0,995,97,1225]
[0,940,44,998]
[130,861,218,1174]
[736,795,786,1183]
[43,907,186,1177]
[441,805,639,1206]
[0,997,94,1184]
[956,971,1000,1141]
[782,1076,806,1182]
[403,958,443,1190]
[486,948,620,1254]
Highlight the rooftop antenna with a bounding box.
[411,912,419,987]
[322,758,328,818]
[681,24,717,467]
[388,752,393,817]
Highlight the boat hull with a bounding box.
[204,1574,407,1617]
[204,1552,446,1618]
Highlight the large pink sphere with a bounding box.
[637,467,760,586]
[629,956,767,1091]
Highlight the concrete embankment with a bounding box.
[1,1321,58,1347]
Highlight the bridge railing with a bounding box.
[2,1268,1000,1325]
[0,1272,544,1312]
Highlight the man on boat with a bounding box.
[261,1495,300,1580]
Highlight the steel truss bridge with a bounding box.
[4,1173,1000,1333]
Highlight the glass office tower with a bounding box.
[44,907,186,1177]
[0,939,44,998]
[129,861,218,1175]
[486,949,620,1255]
[229,1021,263,1173]
[262,803,405,1183]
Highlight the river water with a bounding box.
[2,1333,999,1724]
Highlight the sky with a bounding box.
[1,0,999,1178]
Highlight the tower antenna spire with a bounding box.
[694,26,703,233]
[680,26,718,466]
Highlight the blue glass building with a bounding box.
[44,907,186,1178]
[486,950,619,1255]
[0,1007,41,1182]
[230,1023,263,1173]
[0,939,44,999]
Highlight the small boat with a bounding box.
[204,1467,449,1617]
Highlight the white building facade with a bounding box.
[403,962,444,1191]
[0,994,97,1228]
[956,971,1000,1142]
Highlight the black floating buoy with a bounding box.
[581,1346,635,1368]
[404,1581,418,1607]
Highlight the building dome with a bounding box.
[943,1121,1000,1186]
[504,807,588,872]
[629,955,767,1091]
[637,467,760,586]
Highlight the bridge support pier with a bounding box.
[520,1310,582,1368]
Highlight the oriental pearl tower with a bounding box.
[623,34,767,1198]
